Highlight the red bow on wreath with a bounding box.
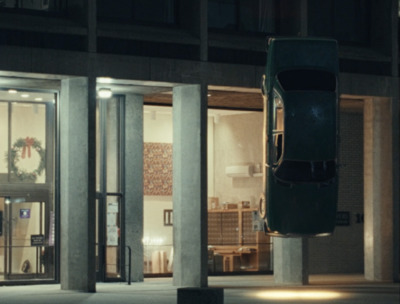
[22,137,35,159]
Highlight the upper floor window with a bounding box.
[97,0,177,26]
[0,0,65,12]
[308,0,370,46]
[208,0,273,33]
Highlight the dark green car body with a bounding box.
[260,38,339,237]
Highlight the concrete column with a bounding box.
[172,84,208,287]
[60,77,96,292]
[124,94,144,282]
[364,98,394,281]
[273,237,309,285]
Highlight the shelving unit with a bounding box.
[208,208,271,272]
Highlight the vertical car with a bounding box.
[259,37,339,237]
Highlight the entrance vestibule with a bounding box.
[0,88,57,284]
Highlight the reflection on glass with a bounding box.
[106,98,120,193]
[0,103,8,181]
[0,0,64,12]
[0,199,55,281]
[11,103,46,183]
[96,102,101,192]
[106,197,121,278]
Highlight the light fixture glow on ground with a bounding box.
[255,289,343,301]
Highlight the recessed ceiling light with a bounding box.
[34,97,43,101]
[8,89,17,94]
[98,88,112,99]
[97,77,112,84]
[21,94,29,98]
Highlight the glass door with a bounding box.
[96,96,125,282]
[1,197,53,280]
[0,88,57,284]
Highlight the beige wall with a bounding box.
[213,112,263,207]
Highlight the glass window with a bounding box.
[0,87,56,283]
[208,0,272,33]
[0,103,8,181]
[97,0,176,25]
[132,0,175,25]
[308,0,370,46]
[0,0,65,12]
[106,98,121,193]
[10,102,46,183]
[143,105,173,276]
[208,0,236,30]
[272,93,284,164]
[275,160,336,183]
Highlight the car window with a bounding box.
[274,160,336,183]
[277,69,336,92]
[272,93,284,164]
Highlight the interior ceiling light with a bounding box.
[98,88,112,99]
[8,89,17,94]
[21,94,29,98]
[35,97,43,101]
[97,77,112,84]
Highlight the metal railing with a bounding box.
[126,246,132,285]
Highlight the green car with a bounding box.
[259,37,339,237]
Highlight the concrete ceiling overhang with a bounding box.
[0,73,363,113]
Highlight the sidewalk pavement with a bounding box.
[0,274,399,304]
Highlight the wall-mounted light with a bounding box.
[98,88,112,99]
[4,197,26,204]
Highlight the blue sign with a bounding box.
[20,209,30,219]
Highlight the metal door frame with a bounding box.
[0,88,58,285]
[96,95,126,282]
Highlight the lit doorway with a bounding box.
[1,197,54,281]
[0,88,57,284]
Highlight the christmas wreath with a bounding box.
[8,137,46,182]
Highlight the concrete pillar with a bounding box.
[273,237,309,285]
[124,94,144,282]
[60,77,96,292]
[172,84,208,287]
[364,98,394,281]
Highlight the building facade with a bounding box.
[0,0,398,290]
